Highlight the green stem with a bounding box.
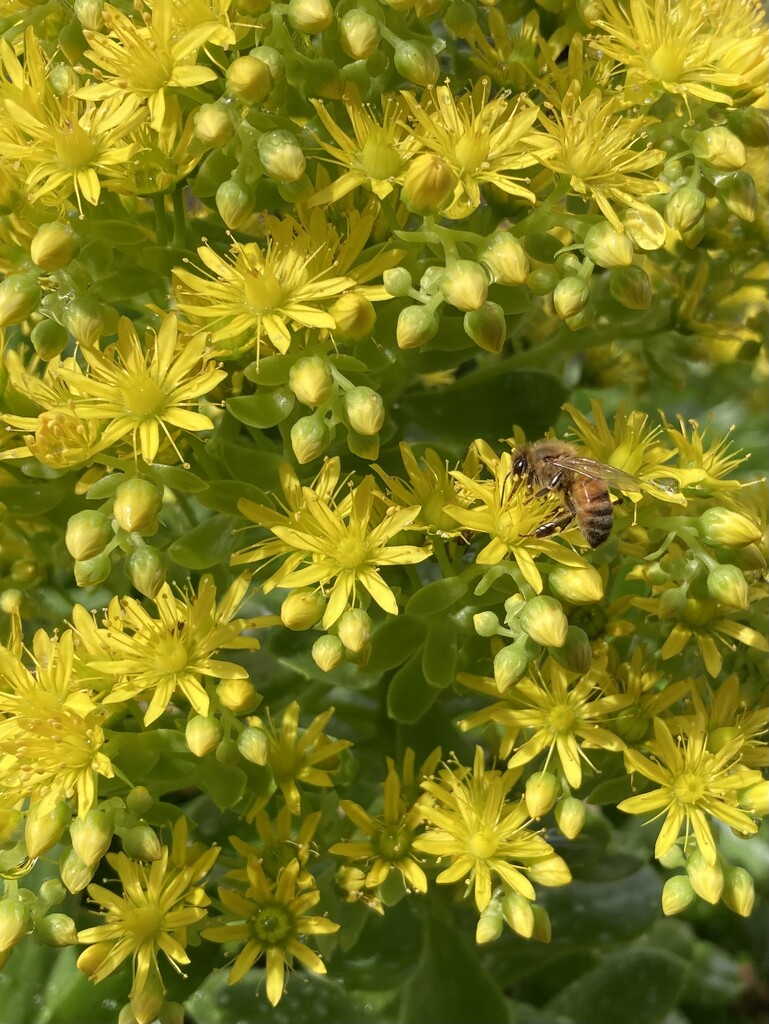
[432,537,455,577]
[153,195,168,247]
[516,177,570,236]
[171,188,187,248]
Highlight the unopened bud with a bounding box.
[384,267,413,297]
[548,565,603,604]
[526,265,560,295]
[698,507,762,547]
[493,637,533,692]
[525,771,559,819]
[339,10,380,59]
[502,891,534,937]
[463,301,507,353]
[0,900,29,952]
[393,40,440,86]
[237,724,269,765]
[473,611,500,637]
[65,510,113,561]
[74,552,112,588]
[31,222,79,270]
[717,171,757,223]
[441,261,488,311]
[312,634,345,672]
[331,293,376,341]
[662,875,696,915]
[257,130,306,183]
[658,586,688,619]
[622,205,667,250]
[475,897,504,944]
[706,564,749,610]
[215,737,241,766]
[445,0,477,38]
[216,178,255,230]
[553,277,589,320]
[121,825,162,862]
[583,222,634,268]
[549,625,592,674]
[680,216,705,249]
[396,305,439,348]
[555,796,586,839]
[226,55,272,104]
[70,809,113,866]
[723,866,755,917]
[290,414,331,464]
[343,386,385,436]
[288,0,333,32]
[186,715,222,757]
[193,103,235,147]
[526,854,571,887]
[738,780,769,817]
[126,787,153,816]
[25,802,70,859]
[726,107,769,148]
[36,913,78,947]
[113,478,162,533]
[401,154,457,215]
[125,546,166,598]
[610,266,651,309]
[480,232,529,285]
[30,319,68,360]
[216,678,259,714]
[665,187,706,233]
[288,357,334,407]
[531,904,552,942]
[63,295,105,346]
[74,0,103,29]
[280,589,326,630]
[686,849,723,902]
[692,126,746,170]
[0,273,41,327]
[337,608,373,652]
[519,596,568,648]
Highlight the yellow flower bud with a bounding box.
[113,478,163,534]
[692,126,746,170]
[493,637,535,692]
[738,781,768,816]
[0,900,30,953]
[126,787,153,816]
[65,510,113,561]
[290,413,331,463]
[723,866,755,917]
[125,546,166,598]
[384,268,413,297]
[217,678,259,714]
[74,0,103,30]
[70,808,114,866]
[609,266,652,310]
[473,611,500,637]
[661,875,696,915]
[339,10,381,59]
[550,625,592,675]
[480,232,529,285]
[476,897,504,944]
[331,293,376,341]
[120,824,162,862]
[658,586,688,619]
[553,277,589,320]
[25,801,70,859]
[63,294,106,346]
[548,565,604,604]
[503,891,534,938]
[657,845,685,869]
[393,40,440,86]
[30,222,79,271]
[401,154,458,215]
[527,265,560,295]
[718,171,757,223]
[519,596,568,648]
[74,552,112,588]
[698,507,762,547]
[554,796,586,839]
[280,589,326,630]
[396,305,439,349]
[463,301,507,353]
[0,273,41,327]
[337,608,374,652]
[531,904,552,942]
[193,103,235,147]
[686,849,723,904]
[216,737,241,766]
[527,854,572,887]
[665,187,706,233]
[706,564,749,610]
[445,0,478,38]
[35,913,79,948]
[186,715,222,757]
[237,724,269,765]
[216,178,256,230]
[287,0,334,32]
[679,216,705,249]
[312,634,345,672]
[0,590,22,615]
[343,386,385,436]
[622,204,667,250]
[441,260,489,311]
[257,130,306,183]
[525,771,559,819]
[250,45,284,83]
[415,0,442,14]
[288,357,334,407]
[30,319,68,360]
[583,222,634,268]
[226,55,272,104]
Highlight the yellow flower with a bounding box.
[412,746,570,912]
[618,715,762,864]
[230,807,322,888]
[202,858,339,1007]
[537,83,666,231]
[373,442,465,537]
[466,9,548,91]
[660,415,749,491]
[77,818,219,1024]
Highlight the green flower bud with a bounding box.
[216,178,255,230]
[396,305,439,349]
[74,0,103,29]
[526,265,560,295]
[531,904,552,942]
[0,900,30,952]
[526,853,571,887]
[473,611,500,637]
[48,63,80,97]
[215,737,241,766]
[237,724,269,765]
[441,260,489,311]
[126,787,153,816]
[74,552,112,588]
[30,319,68,360]
[339,10,381,60]
[680,216,705,249]
[444,0,477,38]
[502,891,534,938]
[280,589,326,630]
[549,625,592,675]
[125,546,166,598]
[665,187,706,233]
[555,796,586,839]
[0,590,23,615]
[525,771,559,819]
[414,0,442,16]
[216,678,259,714]
[519,596,568,648]
[583,222,634,268]
[35,913,78,947]
[63,294,106,346]
[193,103,235,147]
[158,1003,185,1024]
[662,875,696,916]
[726,107,769,148]
[553,277,589,320]
[475,897,504,944]
[0,273,41,327]
[463,301,507,353]
[343,386,385,436]
[692,126,746,170]
[291,414,331,464]
[60,849,96,893]
[686,849,723,903]
[70,809,113,866]
[65,510,113,561]
[706,564,749,609]
[658,845,686,869]
[658,586,688,619]
[288,0,333,32]
[717,171,757,222]
[609,266,652,310]
[121,824,162,862]
[185,715,222,757]
[312,634,345,672]
[337,608,374,653]
[250,45,285,83]
[384,267,413,297]
[257,130,306,183]
[480,232,529,285]
[30,222,79,270]
[739,780,768,817]
[723,866,755,917]
[401,154,457,215]
[698,507,762,547]
[548,564,604,604]
[331,293,376,341]
[288,356,334,407]
[226,55,272,104]
[622,205,667,250]
[113,478,163,534]
[493,637,534,692]
[393,40,440,86]
[25,801,70,859]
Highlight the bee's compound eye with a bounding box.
[513,456,526,477]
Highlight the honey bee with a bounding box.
[511,439,652,548]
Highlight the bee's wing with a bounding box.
[549,455,681,495]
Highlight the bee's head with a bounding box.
[511,448,528,478]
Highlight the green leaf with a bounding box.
[79,219,149,246]
[244,354,294,386]
[422,618,458,688]
[387,649,439,724]
[146,463,209,494]
[405,576,467,615]
[167,513,238,568]
[197,479,271,514]
[227,388,295,428]
[85,472,125,501]
[218,440,283,490]
[366,614,428,673]
[94,266,159,301]
[546,948,688,1024]
[0,478,68,515]
[187,756,248,810]
[347,428,379,460]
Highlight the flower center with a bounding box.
[127,904,163,940]
[253,903,293,945]
[467,828,498,860]
[454,132,488,173]
[155,635,190,674]
[244,270,284,313]
[54,124,99,169]
[335,537,369,568]
[682,598,715,627]
[377,826,411,861]
[122,372,166,417]
[672,771,706,805]
[360,132,402,179]
[547,703,576,733]
[648,43,684,82]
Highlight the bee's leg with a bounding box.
[526,509,576,539]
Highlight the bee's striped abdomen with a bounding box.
[573,477,613,548]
